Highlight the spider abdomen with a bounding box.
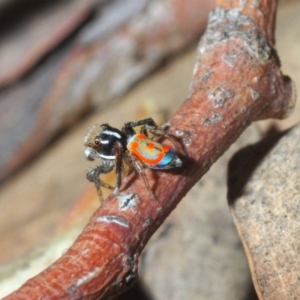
[127,134,182,169]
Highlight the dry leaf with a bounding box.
[229,125,300,300]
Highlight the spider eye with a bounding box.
[94,138,100,145]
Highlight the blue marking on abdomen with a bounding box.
[156,148,175,168]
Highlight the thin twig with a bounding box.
[4,0,295,299]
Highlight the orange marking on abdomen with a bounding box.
[162,145,170,152]
[129,139,164,166]
[136,134,146,140]
[147,142,155,150]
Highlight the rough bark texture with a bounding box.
[3,0,295,299]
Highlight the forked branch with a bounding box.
[4,0,295,299]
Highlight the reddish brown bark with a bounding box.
[4,0,295,299]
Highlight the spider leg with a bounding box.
[86,160,114,203]
[124,118,186,156]
[123,118,157,136]
[124,117,157,129]
[113,141,124,196]
[127,152,156,200]
[146,126,187,156]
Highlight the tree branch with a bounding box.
[4,0,295,299]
